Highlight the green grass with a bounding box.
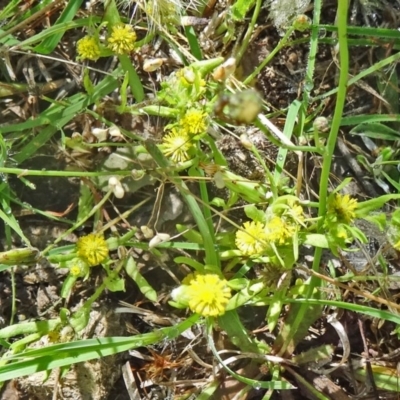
[1,0,400,398]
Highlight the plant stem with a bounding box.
[243,26,294,85]
[235,0,262,64]
[312,0,349,269]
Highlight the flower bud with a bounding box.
[292,14,311,31]
[313,116,330,133]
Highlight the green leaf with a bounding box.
[34,0,84,54]
[357,194,400,217]
[173,256,204,272]
[350,122,400,140]
[105,276,125,292]
[244,204,265,222]
[0,247,39,265]
[231,0,255,21]
[0,315,200,381]
[125,256,157,301]
[303,234,329,248]
[362,213,386,231]
[61,274,78,299]
[176,224,203,244]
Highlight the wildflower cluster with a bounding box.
[172,273,231,317]
[235,200,304,259]
[76,23,138,61]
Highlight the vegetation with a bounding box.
[1,0,400,398]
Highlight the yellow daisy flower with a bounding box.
[162,129,192,163]
[179,109,208,136]
[264,216,296,245]
[76,36,101,61]
[76,233,109,266]
[328,193,358,224]
[235,221,269,256]
[186,274,231,317]
[107,24,137,55]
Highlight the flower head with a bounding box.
[235,221,269,256]
[48,330,61,343]
[186,274,231,317]
[265,216,296,245]
[107,24,137,55]
[77,36,101,61]
[69,258,89,277]
[179,109,208,136]
[162,129,192,163]
[76,233,109,266]
[327,193,358,224]
[287,204,304,223]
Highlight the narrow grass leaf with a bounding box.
[0,314,199,382]
[350,122,400,140]
[274,100,301,182]
[34,0,84,54]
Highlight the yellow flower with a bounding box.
[179,109,208,136]
[48,330,61,343]
[288,204,304,222]
[76,233,109,266]
[69,258,89,277]
[235,221,269,256]
[107,24,137,55]
[265,216,296,245]
[186,274,231,317]
[70,265,81,276]
[162,129,192,163]
[328,193,358,224]
[76,36,101,61]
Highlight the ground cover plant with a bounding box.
[1,0,400,398]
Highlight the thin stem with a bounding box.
[0,167,133,177]
[235,0,262,64]
[309,0,349,287]
[243,26,294,85]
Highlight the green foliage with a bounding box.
[1,0,400,396]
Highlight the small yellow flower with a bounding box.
[48,330,61,343]
[235,221,269,256]
[179,109,208,136]
[76,36,101,61]
[70,265,81,276]
[289,204,304,222]
[265,216,296,245]
[76,233,109,266]
[328,193,358,224]
[186,274,231,317]
[162,129,192,163]
[107,24,137,55]
[69,258,89,277]
[336,225,348,240]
